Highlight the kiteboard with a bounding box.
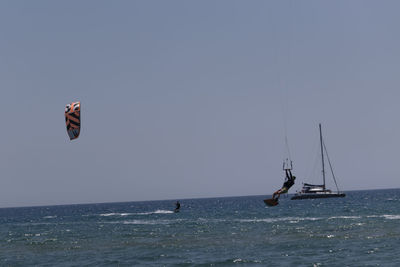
[264,198,279,207]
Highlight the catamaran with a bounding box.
[291,124,345,200]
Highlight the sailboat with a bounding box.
[291,124,345,200]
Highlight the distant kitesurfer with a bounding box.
[272,169,296,201]
[174,201,180,212]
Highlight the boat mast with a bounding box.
[319,123,326,189]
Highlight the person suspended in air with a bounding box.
[272,169,296,201]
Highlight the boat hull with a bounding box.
[291,193,346,200]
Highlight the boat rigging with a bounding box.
[291,124,345,200]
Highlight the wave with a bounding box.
[103,219,175,225]
[328,216,361,219]
[43,215,57,219]
[122,219,173,225]
[99,213,134,217]
[383,215,400,220]
[237,216,363,224]
[99,210,174,217]
[366,214,400,220]
[136,210,174,215]
[237,217,322,223]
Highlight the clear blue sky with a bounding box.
[1,1,400,207]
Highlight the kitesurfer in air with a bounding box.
[272,169,296,201]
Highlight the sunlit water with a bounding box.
[1,189,400,266]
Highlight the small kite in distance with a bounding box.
[65,101,81,140]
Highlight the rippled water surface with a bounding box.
[1,189,400,266]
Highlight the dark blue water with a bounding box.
[1,189,400,266]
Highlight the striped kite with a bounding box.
[65,101,81,140]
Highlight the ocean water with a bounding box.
[1,189,400,266]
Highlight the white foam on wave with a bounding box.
[100,213,118,217]
[43,215,57,219]
[383,215,400,220]
[366,214,400,220]
[136,210,174,215]
[237,215,363,224]
[232,258,261,264]
[328,216,361,220]
[100,210,174,217]
[237,217,322,223]
[99,213,134,217]
[122,219,174,225]
[123,220,158,225]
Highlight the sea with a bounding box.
[1,189,400,266]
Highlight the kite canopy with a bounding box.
[65,102,81,140]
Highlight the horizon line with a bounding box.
[0,187,398,210]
